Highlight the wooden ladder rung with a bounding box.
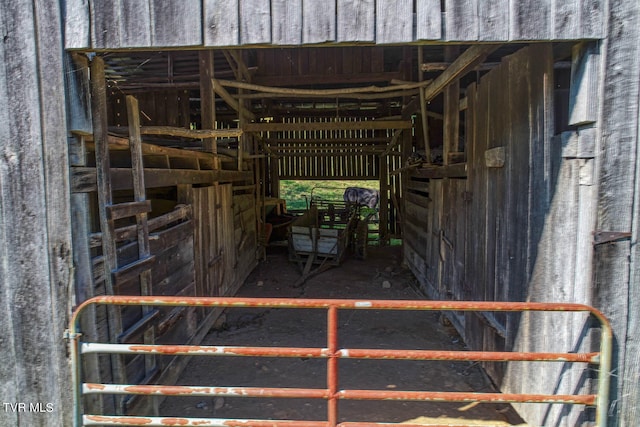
[106,200,152,221]
[117,308,161,344]
[112,255,155,285]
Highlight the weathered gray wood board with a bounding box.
[203,0,239,46]
[405,44,607,426]
[65,0,605,49]
[592,0,640,424]
[272,0,302,45]
[302,0,336,43]
[0,1,73,426]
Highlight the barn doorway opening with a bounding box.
[70,39,594,425]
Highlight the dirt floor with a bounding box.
[159,245,526,425]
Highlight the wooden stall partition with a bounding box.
[403,43,597,427]
[192,184,257,302]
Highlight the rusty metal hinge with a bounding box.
[593,231,632,245]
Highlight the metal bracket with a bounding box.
[593,231,632,245]
[64,329,82,341]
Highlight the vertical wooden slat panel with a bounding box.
[478,0,509,41]
[150,0,202,46]
[203,0,239,46]
[445,0,479,41]
[0,1,73,424]
[463,82,476,301]
[272,0,302,45]
[509,0,550,40]
[240,0,272,44]
[302,0,336,43]
[337,0,375,42]
[376,0,413,43]
[416,0,442,40]
[568,42,600,126]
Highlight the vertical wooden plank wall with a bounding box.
[376,0,413,44]
[65,0,607,49]
[192,185,256,300]
[239,0,271,44]
[406,44,604,426]
[0,1,73,426]
[593,0,640,423]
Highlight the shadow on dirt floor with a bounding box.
[159,245,527,425]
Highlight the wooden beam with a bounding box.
[252,71,403,87]
[218,78,434,96]
[265,137,390,145]
[140,126,242,138]
[227,50,252,82]
[71,167,253,193]
[87,134,232,162]
[418,46,431,161]
[443,46,461,165]
[423,44,500,102]
[211,78,256,122]
[244,120,411,133]
[199,50,218,165]
[236,89,420,100]
[411,163,468,179]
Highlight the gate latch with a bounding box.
[593,231,632,245]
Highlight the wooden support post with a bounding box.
[423,44,499,102]
[69,133,108,414]
[443,46,461,165]
[90,55,127,405]
[270,155,280,198]
[125,96,158,414]
[379,154,390,246]
[418,46,431,161]
[199,50,218,167]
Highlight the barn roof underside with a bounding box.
[99,44,561,122]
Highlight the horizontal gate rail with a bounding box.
[68,296,613,427]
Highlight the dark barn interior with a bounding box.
[66,41,596,426]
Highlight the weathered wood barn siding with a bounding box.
[0,1,73,426]
[403,22,640,427]
[407,43,595,425]
[64,0,605,49]
[3,0,640,426]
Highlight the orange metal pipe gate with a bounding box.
[68,296,613,427]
